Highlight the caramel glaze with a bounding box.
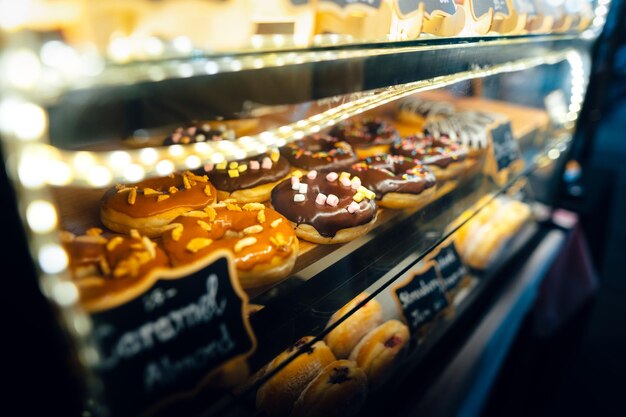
[271,175,377,238]
[350,154,436,198]
[203,154,291,192]
[64,232,170,308]
[280,134,357,172]
[390,135,469,168]
[329,117,399,149]
[101,172,216,218]
[161,203,296,271]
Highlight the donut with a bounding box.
[425,111,499,158]
[329,117,399,159]
[163,122,235,145]
[324,293,383,359]
[390,135,473,181]
[256,336,336,417]
[100,171,217,237]
[270,170,378,244]
[290,360,368,417]
[349,320,410,390]
[349,154,437,209]
[161,201,298,289]
[202,149,291,203]
[280,134,357,172]
[61,228,170,312]
[397,97,456,129]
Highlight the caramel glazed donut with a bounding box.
[201,148,291,203]
[61,228,170,312]
[270,170,378,244]
[100,171,217,238]
[349,154,437,209]
[280,133,357,172]
[329,117,400,159]
[390,134,473,181]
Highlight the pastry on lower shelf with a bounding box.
[290,360,368,417]
[329,118,400,159]
[161,202,298,289]
[390,134,473,181]
[100,171,217,237]
[324,293,384,359]
[61,228,170,312]
[349,320,410,390]
[202,149,292,203]
[280,134,357,173]
[256,336,336,417]
[397,97,456,131]
[349,154,437,209]
[270,170,378,244]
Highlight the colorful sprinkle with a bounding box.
[347,201,360,213]
[294,194,305,203]
[238,164,247,173]
[339,172,351,180]
[315,193,327,205]
[204,163,214,172]
[216,162,227,170]
[353,192,365,203]
[326,172,338,182]
[250,160,260,170]
[291,176,300,186]
[171,133,182,143]
[262,157,273,169]
[298,183,308,193]
[228,169,239,178]
[292,170,303,178]
[229,161,239,169]
[326,194,339,207]
[307,170,318,180]
[340,177,351,187]
[270,149,280,162]
[351,176,362,189]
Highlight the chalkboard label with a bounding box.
[90,253,255,417]
[421,0,456,15]
[393,266,449,335]
[324,0,383,9]
[472,0,511,18]
[434,243,468,292]
[491,121,520,171]
[513,0,537,15]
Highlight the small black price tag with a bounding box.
[472,0,511,18]
[325,0,383,9]
[89,252,255,417]
[434,243,468,293]
[513,0,537,15]
[393,265,449,335]
[491,121,521,171]
[420,0,456,15]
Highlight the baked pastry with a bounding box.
[324,293,383,359]
[270,170,378,244]
[100,171,217,237]
[256,336,336,417]
[290,360,368,417]
[280,134,357,172]
[61,228,170,312]
[329,118,399,159]
[390,134,473,181]
[349,320,410,390]
[202,149,291,203]
[425,111,498,158]
[161,202,298,288]
[349,154,437,209]
[397,97,455,130]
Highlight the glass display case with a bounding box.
[0,1,610,417]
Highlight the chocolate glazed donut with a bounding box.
[202,149,291,203]
[390,135,472,181]
[163,123,234,145]
[350,154,437,209]
[329,117,400,159]
[280,134,357,172]
[270,170,378,244]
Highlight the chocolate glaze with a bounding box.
[271,174,377,238]
[204,154,291,192]
[350,154,436,198]
[280,134,357,172]
[391,135,468,168]
[163,123,233,146]
[101,173,215,218]
[330,118,399,149]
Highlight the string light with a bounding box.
[26,200,58,233]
